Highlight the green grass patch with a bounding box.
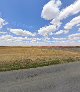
[0,57,79,72]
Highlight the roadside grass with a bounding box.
[0,57,80,72]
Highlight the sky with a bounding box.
[0,0,80,46]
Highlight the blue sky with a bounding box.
[0,0,80,46]
[0,0,49,31]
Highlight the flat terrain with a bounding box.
[0,46,80,71]
[0,62,80,92]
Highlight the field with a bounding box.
[0,46,80,71]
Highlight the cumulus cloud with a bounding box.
[0,35,42,46]
[38,25,56,36]
[0,35,41,43]
[0,18,8,28]
[77,24,80,27]
[58,0,80,20]
[0,35,27,46]
[78,28,80,32]
[40,0,80,37]
[52,37,67,41]
[10,29,36,37]
[0,31,7,34]
[0,34,80,46]
[55,41,80,46]
[0,35,25,43]
[0,35,13,42]
[51,0,80,32]
[51,0,80,22]
[54,30,64,35]
[64,16,80,31]
[41,0,62,20]
[0,0,80,46]
[68,33,80,40]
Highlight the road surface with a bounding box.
[0,62,80,92]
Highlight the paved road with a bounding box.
[0,62,80,92]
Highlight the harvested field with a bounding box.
[0,46,80,71]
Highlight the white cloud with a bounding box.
[39,0,80,38]
[0,35,41,46]
[54,30,64,35]
[58,0,80,20]
[38,25,56,36]
[77,24,80,27]
[0,18,8,28]
[0,35,26,44]
[0,36,27,46]
[0,34,80,46]
[0,1,80,46]
[68,33,80,40]
[41,0,62,20]
[64,16,80,30]
[52,16,80,35]
[51,0,80,31]
[40,0,79,37]
[78,28,80,32]
[52,37,67,41]
[0,31,7,34]
[0,35,41,43]
[10,29,36,36]
[55,41,80,46]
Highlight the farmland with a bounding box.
[0,46,80,71]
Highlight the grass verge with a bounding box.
[0,57,79,72]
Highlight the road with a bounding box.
[0,62,80,92]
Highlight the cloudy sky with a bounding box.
[0,0,80,46]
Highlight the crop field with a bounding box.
[0,46,80,71]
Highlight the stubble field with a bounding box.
[0,46,80,71]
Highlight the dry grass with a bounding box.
[0,46,80,71]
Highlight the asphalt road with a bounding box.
[0,62,80,92]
